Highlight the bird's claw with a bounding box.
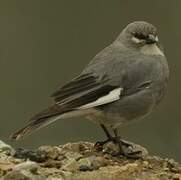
[112,150,142,159]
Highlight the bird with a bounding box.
[10,21,169,157]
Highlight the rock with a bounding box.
[38,146,62,160]
[0,140,181,180]
[14,148,47,162]
[64,151,82,160]
[62,158,79,172]
[60,142,93,154]
[0,141,15,155]
[13,161,39,173]
[4,170,45,180]
[78,157,93,171]
[90,156,109,169]
[3,161,45,180]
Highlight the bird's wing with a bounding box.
[51,73,122,111]
[26,73,122,123]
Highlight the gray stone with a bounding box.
[13,161,39,173]
[0,141,15,155]
[4,170,45,180]
[62,159,79,172]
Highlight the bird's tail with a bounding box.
[10,105,66,140]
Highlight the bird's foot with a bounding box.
[119,139,133,148]
[94,137,133,152]
[94,137,142,159]
[94,139,110,150]
[112,149,142,159]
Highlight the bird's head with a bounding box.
[116,21,164,56]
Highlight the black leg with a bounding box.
[100,124,112,139]
[94,124,113,147]
[96,124,132,147]
[113,128,124,153]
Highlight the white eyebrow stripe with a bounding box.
[131,37,144,44]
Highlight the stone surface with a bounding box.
[0,141,15,156]
[0,140,181,180]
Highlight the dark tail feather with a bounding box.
[10,116,58,140]
[10,105,64,140]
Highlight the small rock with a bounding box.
[79,165,93,171]
[78,157,92,167]
[172,173,181,180]
[4,170,30,180]
[13,161,39,173]
[142,160,149,167]
[46,175,64,180]
[14,148,47,162]
[60,143,81,153]
[119,162,138,172]
[90,156,108,169]
[62,159,79,172]
[0,162,15,171]
[38,146,62,160]
[60,142,93,154]
[78,157,92,171]
[0,141,15,155]
[64,151,82,160]
[42,159,62,168]
[4,170,45,180]
[60,170,73,179]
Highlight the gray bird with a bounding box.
[11,21,169,157]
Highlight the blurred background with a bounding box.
[0,0,180,161]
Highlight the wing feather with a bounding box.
[28,74,120,122]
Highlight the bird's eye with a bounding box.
[133,33,148,40]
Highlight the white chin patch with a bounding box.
[141,44,164,56]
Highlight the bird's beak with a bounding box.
[146,34,159,44]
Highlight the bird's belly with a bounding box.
[88,89,155,128]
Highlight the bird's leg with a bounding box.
[95,124,132,147]
[113,129,133,148]
[100,124,113,140]
[95,124,113,146]
[95,125,141,159]
[113,128,141,159]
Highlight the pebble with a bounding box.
[0,141,15,155]
[13,161,39,173]
[38,146,61,160]
[62,159,79,172]
[64,151,82,160]
[4,169,45,180]
[14,148,47,162]
[78,157,92,171]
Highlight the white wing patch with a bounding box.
[77,87,123,110]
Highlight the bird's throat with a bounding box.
[141,44,164,56]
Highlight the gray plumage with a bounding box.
[11,21,169,141]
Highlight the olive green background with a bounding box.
[0,1,180,160]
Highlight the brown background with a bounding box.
[0,1,180,161]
